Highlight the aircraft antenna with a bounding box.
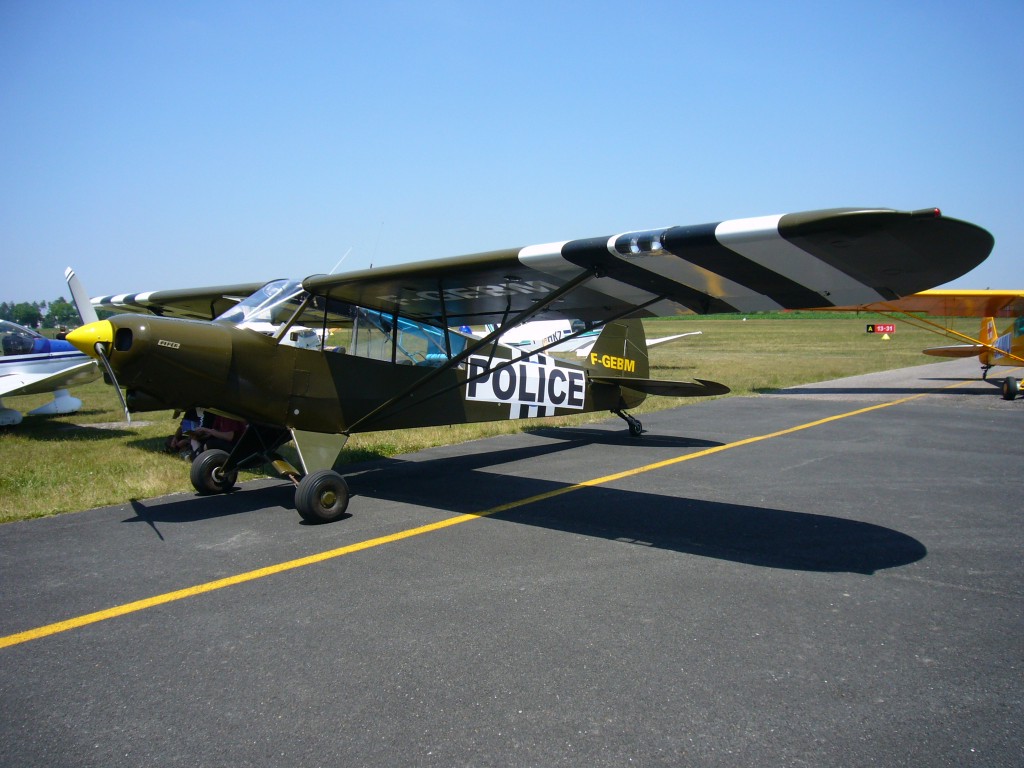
[371,220,384,265]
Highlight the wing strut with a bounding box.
[437,279,453,360]
[343,268,600,433]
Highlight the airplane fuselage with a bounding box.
[99,314,640,434]
[0,348,88,382]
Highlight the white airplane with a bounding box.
[0,268,101,426]
[479,319,702,357]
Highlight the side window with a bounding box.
[346,309,460,366]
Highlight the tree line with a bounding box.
[0,298,83,329]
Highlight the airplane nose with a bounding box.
[65,320,114,357]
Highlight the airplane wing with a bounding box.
[301,208,993,326]
[572,330,702,358]
[0,361,99,398]
[921,344,985,358]
[828,289,1024,366]
[92,281,270,320]
[833,289,1024,317]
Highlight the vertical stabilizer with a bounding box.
[583,318,650,380]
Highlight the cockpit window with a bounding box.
[214,280,470,363]
[349,309,468,365]
[0,320,42,356]
[215,280,356,349]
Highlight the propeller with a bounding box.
[64,266,100,325]
[92,340,132,424]
[64,319,133,424]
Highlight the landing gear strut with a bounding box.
[614,409,644,437]
[185,424,353,523]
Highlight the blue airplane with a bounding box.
[0,268,100,426]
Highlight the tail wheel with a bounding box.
[1002,376,1019,401]
[613,409,644,437]
[295,470,350,524]
[190,449,238,495]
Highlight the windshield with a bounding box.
[215,279,306,329]
[215,279,357,348]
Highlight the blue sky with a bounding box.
[2,1,1021,303]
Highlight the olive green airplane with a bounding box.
[67,207,993,523]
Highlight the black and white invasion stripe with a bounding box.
[518,210,901,314]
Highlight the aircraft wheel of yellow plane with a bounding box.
[1002,376,1019,401]
[190,449,239,495]
[295,469,351,524]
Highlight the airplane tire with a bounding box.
[1002,376,1019,401]
[190,449,238,495]
[295,470,350,524]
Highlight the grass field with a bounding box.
[0,315,978,522]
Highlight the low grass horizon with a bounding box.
[0,315,978,522]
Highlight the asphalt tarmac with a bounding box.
[1,358,1020,767]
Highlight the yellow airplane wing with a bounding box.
[847,289,1024,318]
[829,290,1024,367]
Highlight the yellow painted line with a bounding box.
[0,377,979,650]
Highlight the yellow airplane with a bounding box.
[846,290,1024,399]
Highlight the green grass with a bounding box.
[0,315,978,522]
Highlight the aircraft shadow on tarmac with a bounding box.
[121,432,684,527]
[351,478,925,576]
[124,482,299,536]
[346,433,926,575]
[521,425,722,448]
[125,430,926,574]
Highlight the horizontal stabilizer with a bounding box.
[590,376,730,398]
[922,344,983,358]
